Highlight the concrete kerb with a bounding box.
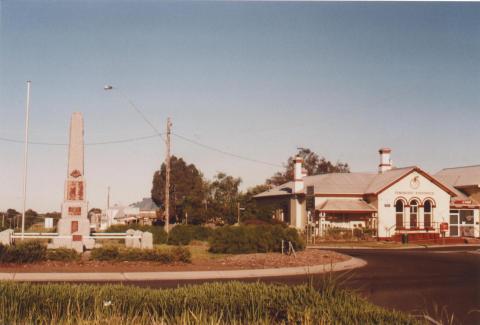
[307,244,480,250]
[0,257,366,282]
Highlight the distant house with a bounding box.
[255,148,479,240]
[129,198,159,225]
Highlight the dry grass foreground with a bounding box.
[0,246,348,273]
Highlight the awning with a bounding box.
[317,199,377,213]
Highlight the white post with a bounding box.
[21,80,31,239]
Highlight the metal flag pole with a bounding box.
[21,80,32,239]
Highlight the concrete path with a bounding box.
[0,257,366,282]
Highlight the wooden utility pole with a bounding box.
[237,202,240,225]
[164,117,172,233]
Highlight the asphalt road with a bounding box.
[113,246,480,324]
[329,246,480,325]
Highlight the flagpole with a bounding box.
[21,80,31,239]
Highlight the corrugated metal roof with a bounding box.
[254,166,454,198]
[304,173,376,194]
[435,165,480,188]
[254,182,294,198]
[364,167,416,194]
[317,199,377,212]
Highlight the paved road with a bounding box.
[109,246,479,324]
[329,247,480,325]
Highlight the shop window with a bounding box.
[450,213,458,224]
[395,200,404,228]
[460,210,474,224]
[424,200,433,228]
[450,225,459,236]
[410,200,418,228]
[449,210,475,237]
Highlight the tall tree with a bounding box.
[208,172,242,224]
[267,148,350,186]
[151,156,207,224]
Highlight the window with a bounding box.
[449,210,475,237]
[424,200,433,228]
[395,200,404,229]
[410,200,418,228]
[460,210,474,224]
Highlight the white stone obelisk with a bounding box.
[50,113,94,252]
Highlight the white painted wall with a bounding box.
[377,171,451,238]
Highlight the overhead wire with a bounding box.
[0,87,282,168]
[0,134,161,146]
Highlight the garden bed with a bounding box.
[0,248,348,273]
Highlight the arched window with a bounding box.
[410,199,418,229]
[424,200,433,229]
[395,200,404,229]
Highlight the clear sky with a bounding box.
[1,1,479,213]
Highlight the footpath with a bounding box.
[0,257,366,282]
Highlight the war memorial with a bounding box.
[0,113,153,252]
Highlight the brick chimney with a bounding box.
[378,147,392,173]
[293,156,305,193]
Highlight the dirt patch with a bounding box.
[0,250,349,273]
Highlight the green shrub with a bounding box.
[105,224,168,244]
[171,245,192,263]
[0,281,420,324]
[242,218,287,227]
[209,225,305,254]
[353,228,363,240]
[167,224,214,245]
[46,248,80,261]
[0,240,47,264]
[90,246,119,261]
[90,246,191,263]
[325,227,353,240]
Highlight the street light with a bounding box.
[103,84,171,232]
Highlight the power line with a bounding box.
[105,86,282,168]
[172,133,282,168]
[0,134,161,146]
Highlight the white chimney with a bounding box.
[378,147,392,173]
[293,156,305,193]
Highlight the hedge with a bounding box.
[0,242,81,263]
[209,225,305,254]
[105,224,168,244]
[0,241,46,263]
[90,245,191,263]
[167,224,214,245]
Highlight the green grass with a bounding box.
[0,280,422,324]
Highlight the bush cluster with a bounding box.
[0,241,82,263]
[46,248,80,261]
[0,281,418,324]
[167,224,214,245]
[90,245,191,263]
[325,227,375,241]
[209,225,305,254]
[0,241,46,263]
[105,224,168,244]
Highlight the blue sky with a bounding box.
[1,1,479,212]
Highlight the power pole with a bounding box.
[237,202,240,224]
[164,117,172,233]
